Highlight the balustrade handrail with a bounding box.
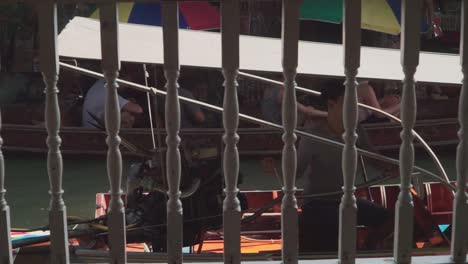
[59,62,456,192]
[2,0,465,262]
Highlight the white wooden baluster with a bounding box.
[37,2,69,263]
[221,0,241,263]
[162,2,183,263]
[394,0,421,263]
[0,111,13,264]
[339,0,361,263]
[281,0,300,263]
[99,3,126,263]
[451,0,468,262]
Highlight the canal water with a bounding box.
[3,148,458,228]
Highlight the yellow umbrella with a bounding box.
[300,0,401,35]
[362,0,401,35]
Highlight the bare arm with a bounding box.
[358,82,400,118]
[277,85,327,118]
[381,101,400,116]
[193,110,205,124]
[297,103,328,118]
[122,101,143,114]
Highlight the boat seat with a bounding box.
[425,182,455,224]
[359,182,455,224]
[1,103,43,125]
[357,185,399,210]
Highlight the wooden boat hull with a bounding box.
[94,180,457,254]
[1,118,459,158]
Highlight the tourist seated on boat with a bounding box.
[295,80,400,123]
[297,79,397,252]
[261,80,327,124]
[82,78,144,128]
[357,80,400,123]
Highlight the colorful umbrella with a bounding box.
[300,0,429,35]
[386,0,430,33]
[89,2,220,30]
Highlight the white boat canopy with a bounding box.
[58,16,462,85]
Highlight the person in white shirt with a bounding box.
[82,79,143,128]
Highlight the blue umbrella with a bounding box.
[90,2,220,30]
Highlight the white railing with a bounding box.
[99,3,127,264]
[394,0,421,262]
[37,1,70,263]
[452,1,468,263]
[280,0,300,263]
[162,2,183,264]
[221,1,242,264]
[0,0,467,264]
[0,111,13,263]
[340,0,360,262]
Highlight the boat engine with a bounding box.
[121,138,247,252]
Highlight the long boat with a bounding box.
[8,150,458,257]
[0,95,460,158]
[1,117,460,158]
[5,17,465,261]
[91,180,458,255]
[2,16,463,159]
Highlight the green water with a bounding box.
[415,149,457,182]
[3,148,458,228]
[4,155,132,228]
[4,154,274,228]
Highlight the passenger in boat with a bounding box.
[357,80,400,123]
[294,80,400,124]
[297,79,397,252]
[261,81,327,124]
[82,78,144,128]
